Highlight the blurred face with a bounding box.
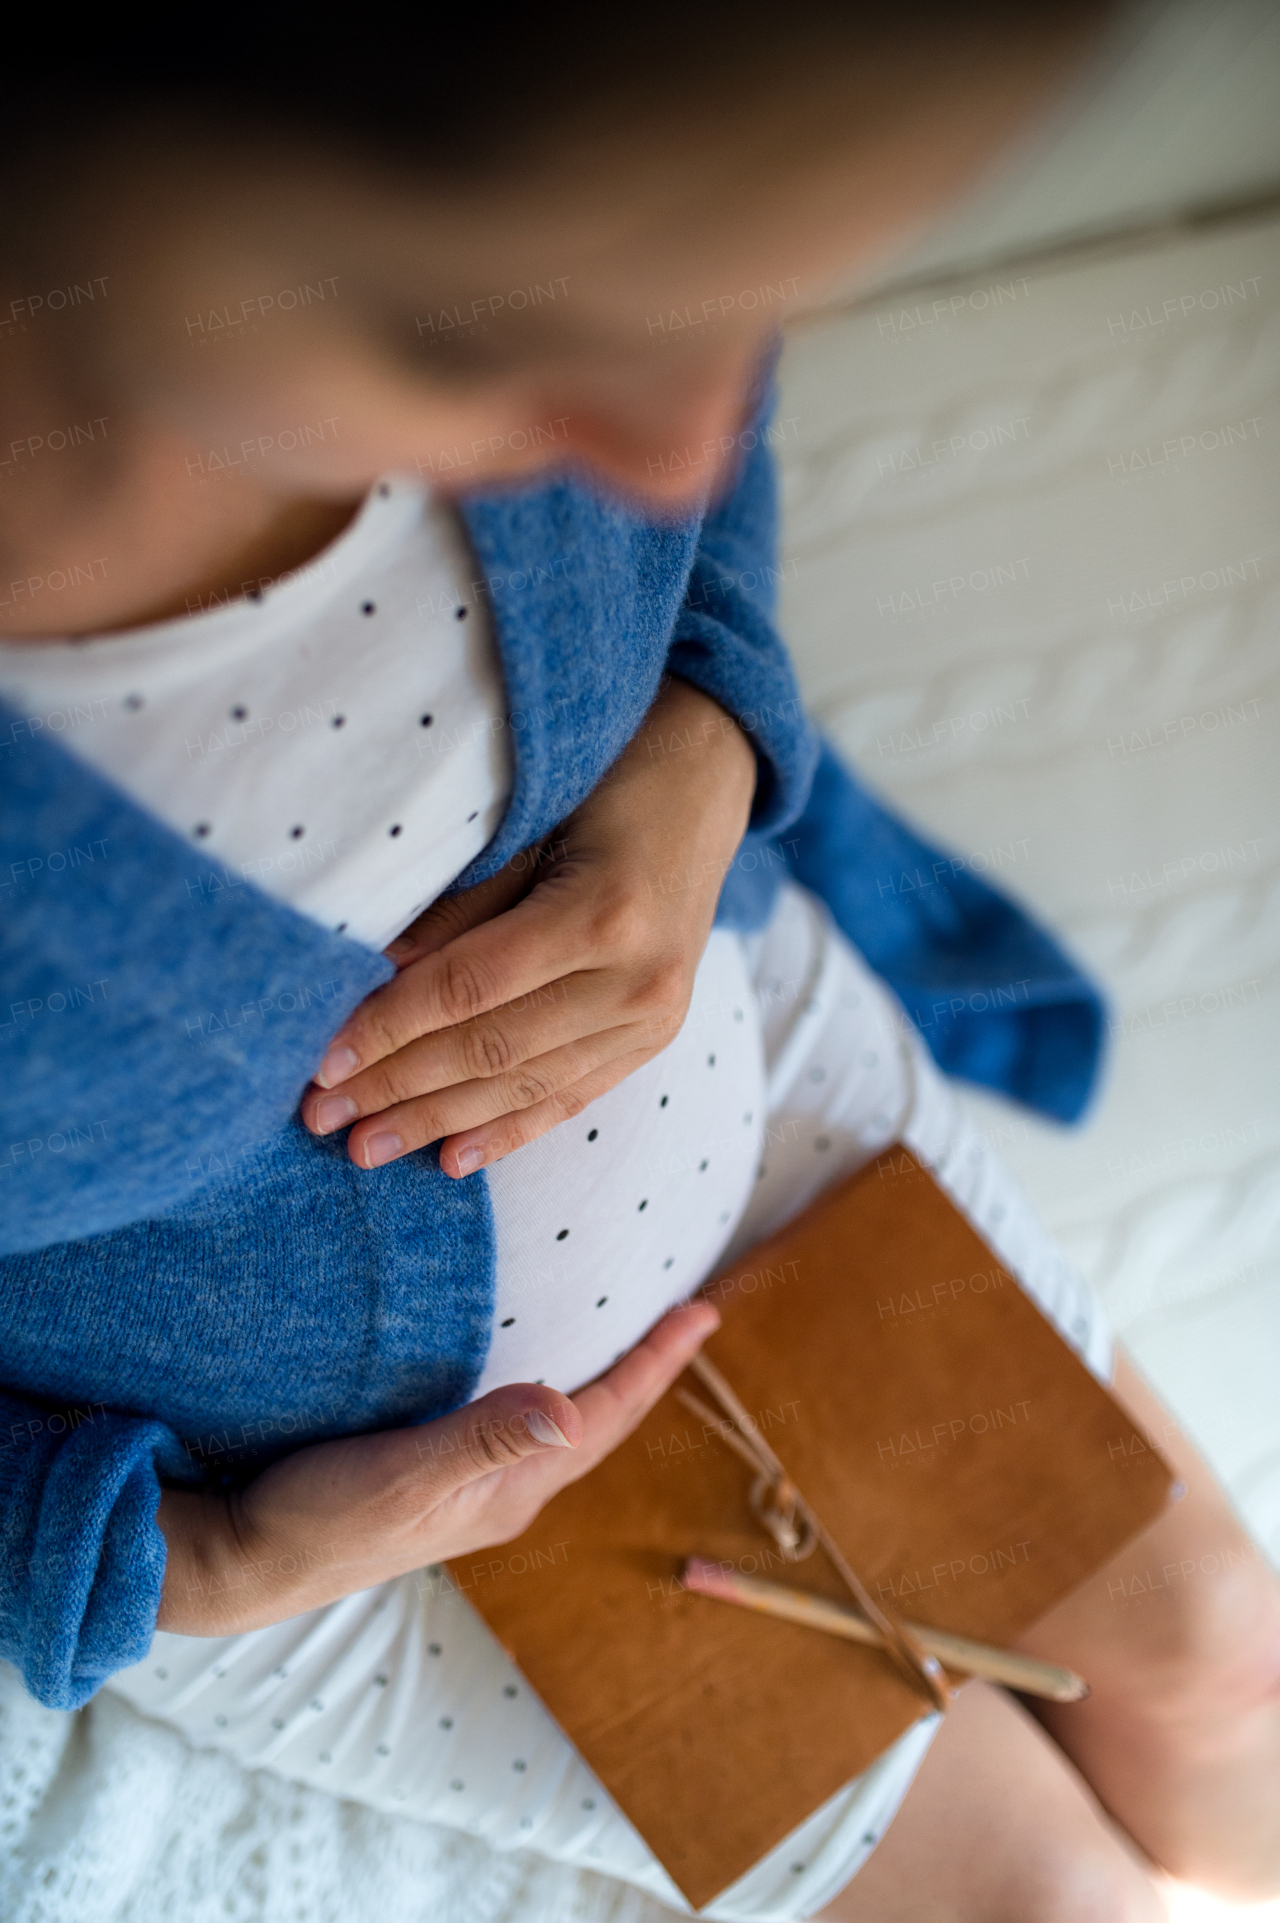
[60,28,1082,515]
[0,25,1096,637]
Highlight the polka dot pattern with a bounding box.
[476,932,764,1400]
[117,1549,939,1915]
[0,480,510,952]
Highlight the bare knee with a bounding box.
[1099,1358,1280,1725]
[1121,1548,1280,1727]
[1006,1832,1163,1923]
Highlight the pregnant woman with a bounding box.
[3,12,1278,1920]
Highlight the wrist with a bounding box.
[156,1484,286,1635]
[640,676,758,828]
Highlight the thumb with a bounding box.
[418,1384,584,1494]
[384,851,540,969]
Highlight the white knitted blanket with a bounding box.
[0,1664,675,1923]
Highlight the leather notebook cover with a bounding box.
[447,1148,1174,1911]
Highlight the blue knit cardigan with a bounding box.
[0,417,1104,1709]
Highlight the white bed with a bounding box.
[777,209,1280,1566]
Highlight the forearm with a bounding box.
[157,1482,376,1634]
[157,1479,387,1635]
[155,1486,272,1635]
[592,673,758,921]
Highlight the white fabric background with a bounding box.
[835,0,1280,302]
[777,214,1280,1569]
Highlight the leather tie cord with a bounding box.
[676,1352,952,1715]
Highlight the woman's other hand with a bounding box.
[157,1299,718,1634]
[298,676,757,1174]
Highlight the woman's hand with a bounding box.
[157,1299,718,1635]
[298,675,757,1175]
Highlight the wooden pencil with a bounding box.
[681,1556,1089,1703]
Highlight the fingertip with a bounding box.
[479,1383,583,1449]
[544,1393,584,1447]
[315,1044,359,1090]
[355,1130,404,1169]
[651,1299,719,1354]
[441,1139,486,1179]
[313,1094,358,1135]
[682,1299,721,1338]
[523,1408,575,1448]
[386,937,436,971]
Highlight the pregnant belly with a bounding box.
[475,930,765,1396]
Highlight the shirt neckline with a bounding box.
[0,475,428,676]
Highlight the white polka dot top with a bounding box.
[0,478,769,1397]
[0,479,513,951]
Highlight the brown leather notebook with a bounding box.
[446,1148,1174,1910]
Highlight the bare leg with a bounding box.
[1011,1349,1280,1902]
[817,1680,1164,1923]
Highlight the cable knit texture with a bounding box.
[0,1663,681,1923]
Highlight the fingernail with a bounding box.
[314,1095,358,1134]
[455,1145,484,1176]
[363,1132,403,1168]
[314,1045,359,1089]
[524,1408,573,1448]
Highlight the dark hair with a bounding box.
[13,5,1114,178]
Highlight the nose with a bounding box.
[554,341,770,512]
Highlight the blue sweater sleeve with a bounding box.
[664,377,821,851]
[0,1390,194,1709]
[782,741,1107,1122]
